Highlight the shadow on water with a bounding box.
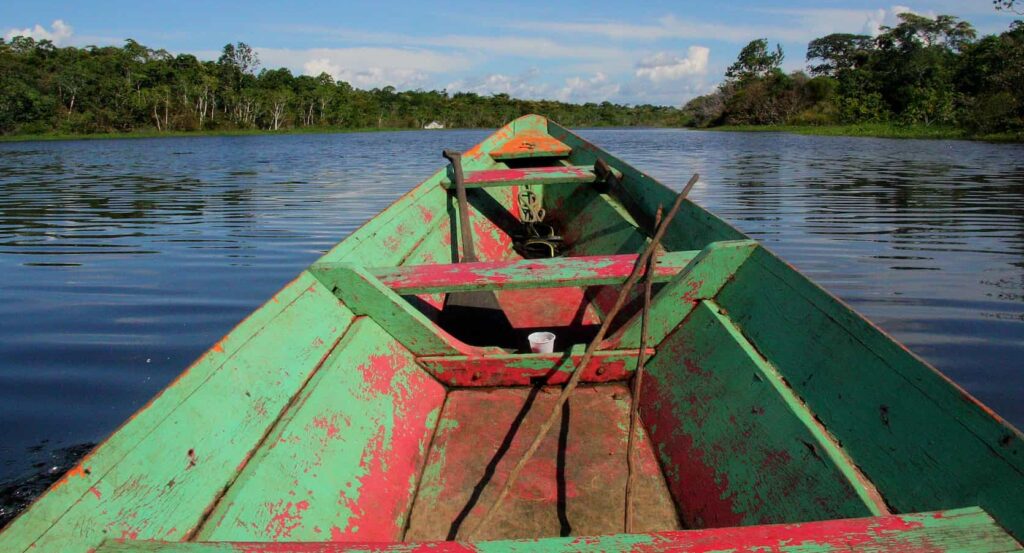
[0,442,95,528]
[0,129,1022,521]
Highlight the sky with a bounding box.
[2,1,1020,106]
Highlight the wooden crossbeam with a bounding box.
[416,348,654,387]
[308,263,461,355]
[606,240,759,348]
[440,165,621,190]
[365,250,699,294]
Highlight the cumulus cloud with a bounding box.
[635,46,710,83]
[257,47,463,89]
[862,5,920,36]
[446,69,549,98]
[556,72,621,103]
[3,20,73,45]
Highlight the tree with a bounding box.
[726,39,784,80]
[806,34,874,76]
[218,42,259,75]
[994,0,1022,15]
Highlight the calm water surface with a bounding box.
[1,129,1023,519]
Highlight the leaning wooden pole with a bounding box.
[624,206,662,533]
[463,173,701,540]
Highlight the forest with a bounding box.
[2,11,1021,139]
[0,39,682,136]
[681,13,1024,137]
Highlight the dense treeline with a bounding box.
[0,39,683,136]
[682,14,1024,135]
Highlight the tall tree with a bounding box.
[725,39,784,80]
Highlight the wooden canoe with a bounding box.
[2,115,1022,552]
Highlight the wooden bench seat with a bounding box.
[440,165,621,189]
[362,250,698,294]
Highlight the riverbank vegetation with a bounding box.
[681,13,1024,140]
[0,39,683,137]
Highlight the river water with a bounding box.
[1,128,1022,521]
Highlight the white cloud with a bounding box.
[3,20,73,45]
[861,5,921,36]
[556,72,621,103]
[446,69,550,98]
[256,47,464,89]
[635,46,710,82]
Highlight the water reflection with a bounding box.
[0,129,1022,524]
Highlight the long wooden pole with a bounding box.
[463,173,700,540]
[624,206,662,533]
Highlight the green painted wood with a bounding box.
[318,175,449,265]
[716,245,1024,540]
[366,250,699,294]
[440,166,622,190]
[0,273,332,553]
[197,317,446,542]
[608,240,758,348]
[547,119,745,252]
[94,508,1023,552]
[309,263,461,356]
[0,272,355,553]
[641,300,876,528]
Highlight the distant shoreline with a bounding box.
[705,123,1023,143]
[0,127,423,144]
[3,123,1021,144]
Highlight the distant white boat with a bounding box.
[424,121,445,129]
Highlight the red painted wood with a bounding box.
[94,508,1018,552]
[416,349,652,387]
[371,253,689,294]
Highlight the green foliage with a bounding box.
[686,12,1022,137]
[0,39,681,137]
[726,39,785,80]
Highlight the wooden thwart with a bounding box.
[416,348,654,387]
[367,251,698,294]
[440,166,621,190]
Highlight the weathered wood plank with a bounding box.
[716,245,1024,539]
[489,132,571,160]
[440,166,619,190]
[366,251,698,294]
[641,300,876,528]
[416,348,652,386]
[1,273,355,553]
[95,508,1023,552]
[606,239,758,348]
[309,263,463,355]
[196,317,446,542]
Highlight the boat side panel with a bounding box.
[716,246,1024,539]
[196,317,446,542]
[547,120,745,252]
[641,301,874,528]
[1,273,355,552]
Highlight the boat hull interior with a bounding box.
[1,115,1022,553]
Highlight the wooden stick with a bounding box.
[624,206,662,533]
[463,173,700,540]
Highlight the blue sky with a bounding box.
[2,1,1019,106]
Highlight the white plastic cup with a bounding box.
[528,332,556,354]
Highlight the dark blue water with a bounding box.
[1,129,1022,521]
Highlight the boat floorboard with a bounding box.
[404,383,681,541]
